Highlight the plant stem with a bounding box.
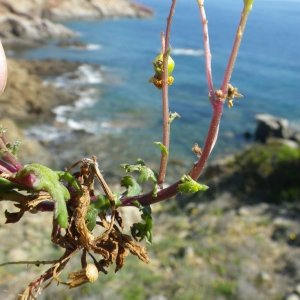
[0,159,18,173]
[196,0,216,104]
[157,0,176,188]
[122,1,253,207]
[221,3,253,94]
[120,103,223,207]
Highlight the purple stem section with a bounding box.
[0,137,23,171]
[36,201,55,212]
[9,173,37,189]
[0,159,18,173]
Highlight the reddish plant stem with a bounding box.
[197,0,215,104]
[157,0,177,188]
[120,103,223,207]
[121,1,254,207]
[221,5,252,94]
[0,159,17,173]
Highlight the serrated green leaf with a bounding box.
[14,164,70,228]
[131,200,153,244]
[177,175,209,195]
[121,175,143,197]
[120,159,158,197]
[154,142,168,155]
[86,192,121,231]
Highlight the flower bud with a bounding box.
[244,0,254,11]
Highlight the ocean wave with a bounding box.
[44,64,103,88]
[172,48,204,56]
[53,89,97,122]
[86,44,102,50]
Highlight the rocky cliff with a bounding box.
[0,0,153,46]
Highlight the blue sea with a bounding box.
[16,0,300,170]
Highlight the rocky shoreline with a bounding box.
[0,0,153,47]
[0,2,299,299]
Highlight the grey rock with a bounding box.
[290,131,300,143]
[0,14,76,46]
[148,296,168,300]
[267,138,299,149]
[285,293,300,300]
[295,283,300,295]
[254,114,292,143]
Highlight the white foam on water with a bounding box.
[24,124,68,142]
[172,48,204,56]
[86,44,102,50]
[45,64,103,89]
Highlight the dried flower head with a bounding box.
[68,264,99,289]
[149,76,174,89]
[227,84,243,107]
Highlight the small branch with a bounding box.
[188,102,223,179]
[196,0,215,104]
[0,159,17,173]
[221,3,253,94]
[0,260,59,267]
[120,102,223,207]
[157,0,177,188]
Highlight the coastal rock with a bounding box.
[0,2,76,46]
[0,59,77,122]
[254,114,292,143]
[40,0,154,21]
[56,38,88,49]
[0,0,153,22]
[0,0,153,46]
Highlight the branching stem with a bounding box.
[157,0,177,188]
[121,1,253,207]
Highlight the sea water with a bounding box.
[17,0,300,169]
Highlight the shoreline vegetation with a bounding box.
[0,1,300,299]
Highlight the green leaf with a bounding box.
[177,175,209,195]
[86,193,121,231]
[14,164,70,228]
[168,112,181,124]
[56,171,82,195]
[131,200,153,245]
[11,140,21,157]
[121,175,143,197]
[120,159,158,197]
[154,142,168,155]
